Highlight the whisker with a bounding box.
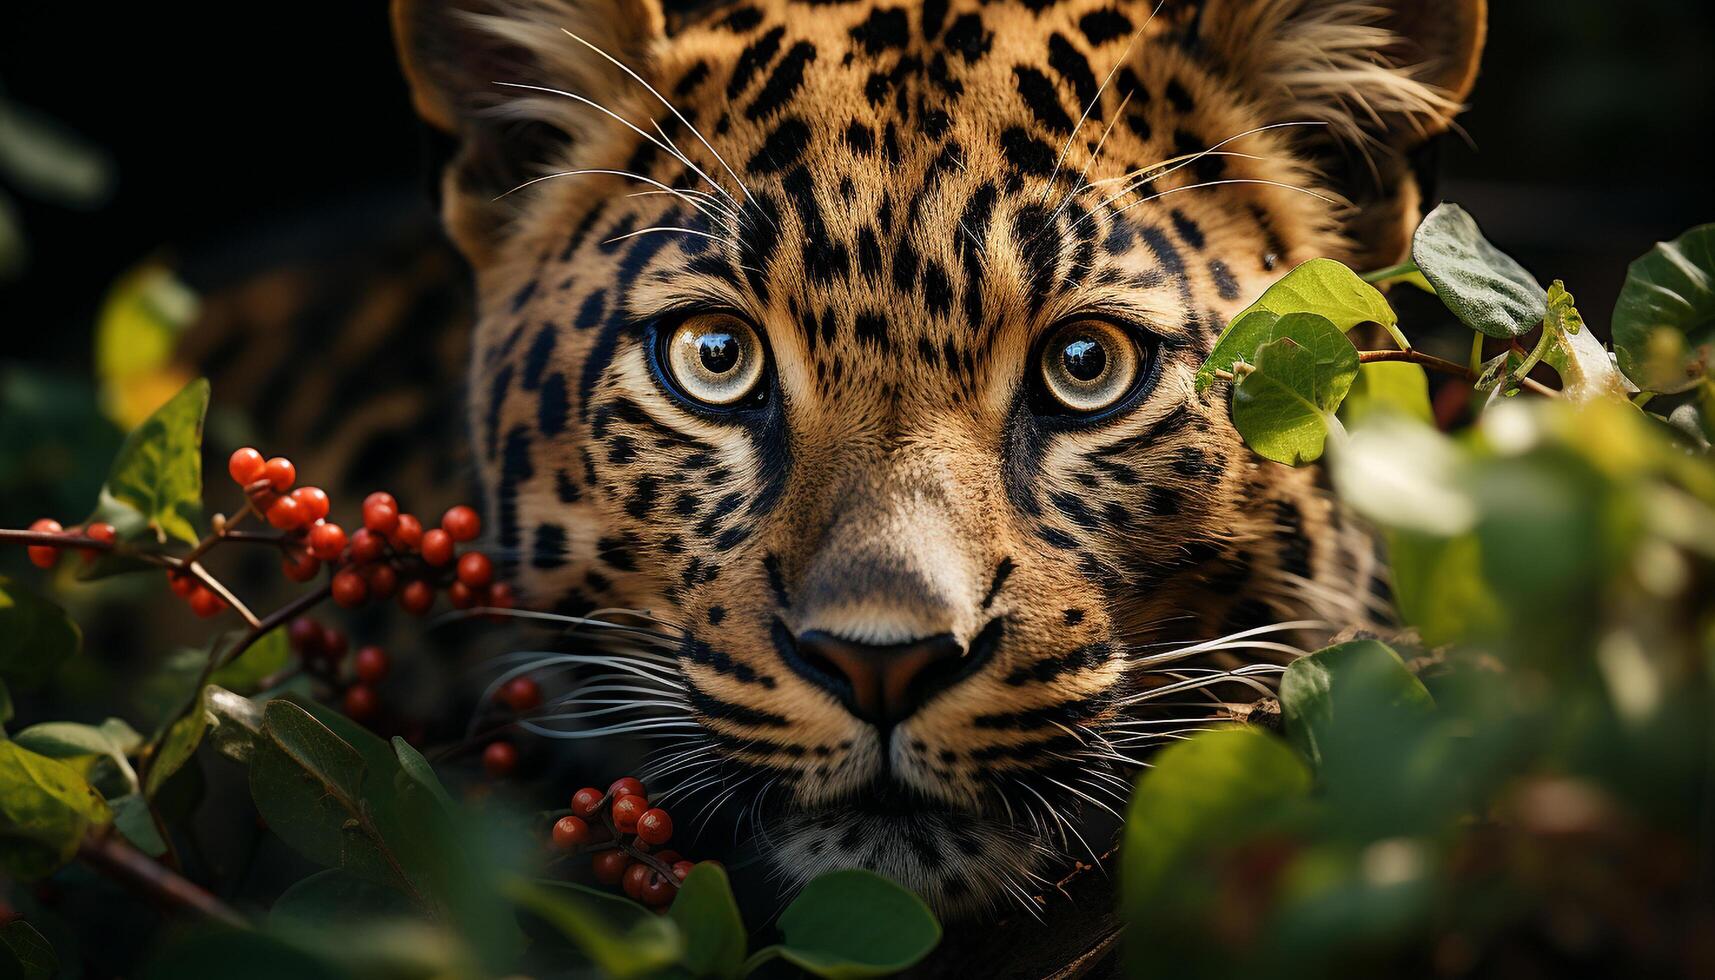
[1040,0,1168,203]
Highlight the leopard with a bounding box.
[390,0,1486,918]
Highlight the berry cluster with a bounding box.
[550,776,703,908]
[285,617,397,722]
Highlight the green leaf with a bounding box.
[0,679,11,733]
[209,627,289,693]
[1612,224,1715,394]
[1385,531,1504,648]
[668,863,747,979]
[0,577,81,691]
[391,737,457,815]
[1339,361,1433,427]
[93,263,199,430]
[503,878,682,978]
[86,377,208,549]
[1412,203,1547,339]
[1279,641,1434,773]
[1197,258,1398,392]
[147,686,218,798]
[13,718,141,798]
[271,868,419,930]
[762,869,940,978]
[0,919,58,980]
[109,792,169,857]
[141,928,350,980]
[0,739,109,880]
[1540,281,1630,403]
[1230,313,1359,465]
[248,700,421,901]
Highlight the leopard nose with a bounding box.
[790,629,965,727]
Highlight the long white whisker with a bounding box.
[1040,1,1168,202]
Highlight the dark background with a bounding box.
[3,0,1713,362]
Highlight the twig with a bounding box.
[0,529,261,627]
[77,830,248,929]
[1357,348,1558,398]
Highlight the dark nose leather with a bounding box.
[793,630,964,727]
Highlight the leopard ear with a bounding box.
[391,0,666,266]
[1192,0,1487,266]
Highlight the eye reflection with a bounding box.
[1038,320,1141,414]
[663,313,766,407]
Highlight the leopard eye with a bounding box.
[663,313,766,407]
[1038,319,1142,414]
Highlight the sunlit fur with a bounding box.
[394,0,1482,917]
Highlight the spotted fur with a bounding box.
[394,0,1485,917]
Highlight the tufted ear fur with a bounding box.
[392,0,666,266]
[1192,0,1487,267]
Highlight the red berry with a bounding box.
[265,494,305,530]
[291,486,330,523]
[281,548,321,582]
[169,571,198,598]
[26,518,62,568]
[636,808,673,845]
[363,498,399,535]
[389,513,424,551]
[592,851,630,885]
[228,447,266,486]
[343,684,378,721]
[552,815,592,850]
[188,586,226,618]
[488,582,517,611]
[331,569,369,608]
[263,457,296,492]
[365,562,398,599]
[321,625,349,664]
[609,777,646,800]
[623,862,651,900]
[287,616,323,653]
[653,850,683,865]
[308,521,347,561]
[571,787,605,818]
[502,676,542,712]
[364,491,397,511]
[483,741,518,778]
[456,551,494,589]
[441,505,482,543]
[420,528,454,566]
[354,645,389,683]
[671,860,695,882]
[348,528,384,563]
[639,870,677,907]
[85,522,117,545]
[448,581,477,609]
[611,794,648,834]
[399,580,434,616]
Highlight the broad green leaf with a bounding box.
[13,718,140,798]
[1412,204,1546,338]
[109,792,169,856]
[0,577,80,691]
[765,869,940,978]
[1540,281,1629,403]
[1339,361,1433,427]
[86,377,208,548]
[0,739,109,880]
[0,919,58,980]
[209,627,289,693]
[1279,641,1434,773]
[1612,223,1715,393]
[391,737,458,815]
[1385,530,1503,647]
[147,685,219,798]
[503,878,682,978]
[1196,258,1397,392]
[668,863,747,979]
[271,868,419,930]
[249,700,420,901]
[201,685,263,765]
[1230,313,1359,465]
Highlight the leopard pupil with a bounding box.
[699,333,739,374]
[1062,338,1106,382]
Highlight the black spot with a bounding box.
[597,536,638,572]
[1013,66,1073,135]
[554,468,582,503]
[853,311,889,350]
[981,557,1015,609]
[1274,500,1314,579]
[747,40,817,120]
[624,475,661,519]
[892,237,919,292]
[942,13,991,63]
[1046,33,1099,120]
[1062,608,1085,625]
[496,426,535,559]
[1209,258,1241,300]
[763,553,790,607]
[508,278,538,313]
[922,260,953,317]
[848,7,909,53]
[721,6,763,31]
[921,0,948,39]
[707,605,726,625]
[575,289,606,330]
[673,60,711,97]
[728,25,786,100]
[537,373,569,435]
[856,225,884,280]
[522,327,556,389]
[747,116,812,173]
[1173,129,1226,182]
[1170,209,1207,250]
[1165,77,1195,113]
[485,364,513,460]
[845,121,875,154]
[531,523,569,569]
[999,127,1056,175]
[1078,7,1132,45]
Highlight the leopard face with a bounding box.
[395,0,1484,916]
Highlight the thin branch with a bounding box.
[78,830,248,929]
[1357,348,1558,398]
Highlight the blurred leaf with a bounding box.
[1230,313,1359,465]
[0,369,121,514]
[0,919,58,980]
[1612,223,1715,394]
[391,738,457,815]
[1412,203,1547,338]
[1280,641,1434,773]
[669,863,747,979]
[142,928,349,980]
[0,739,109,880]
[0,577,80,691]
[504,878,682,978]
[85,377,208,551]
[1385,531,1503,647]
[248,700,423,903]
[271,869,418,930]
[1198,258,1397,392]
[1541,281,1630,403]
[0,93,115,207]
[0,679,11,733]
[1339,361,1433,427]
[763,869,940,978]
[94,263,200,430]
[109,792,168,857]
[13,718,141,798]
